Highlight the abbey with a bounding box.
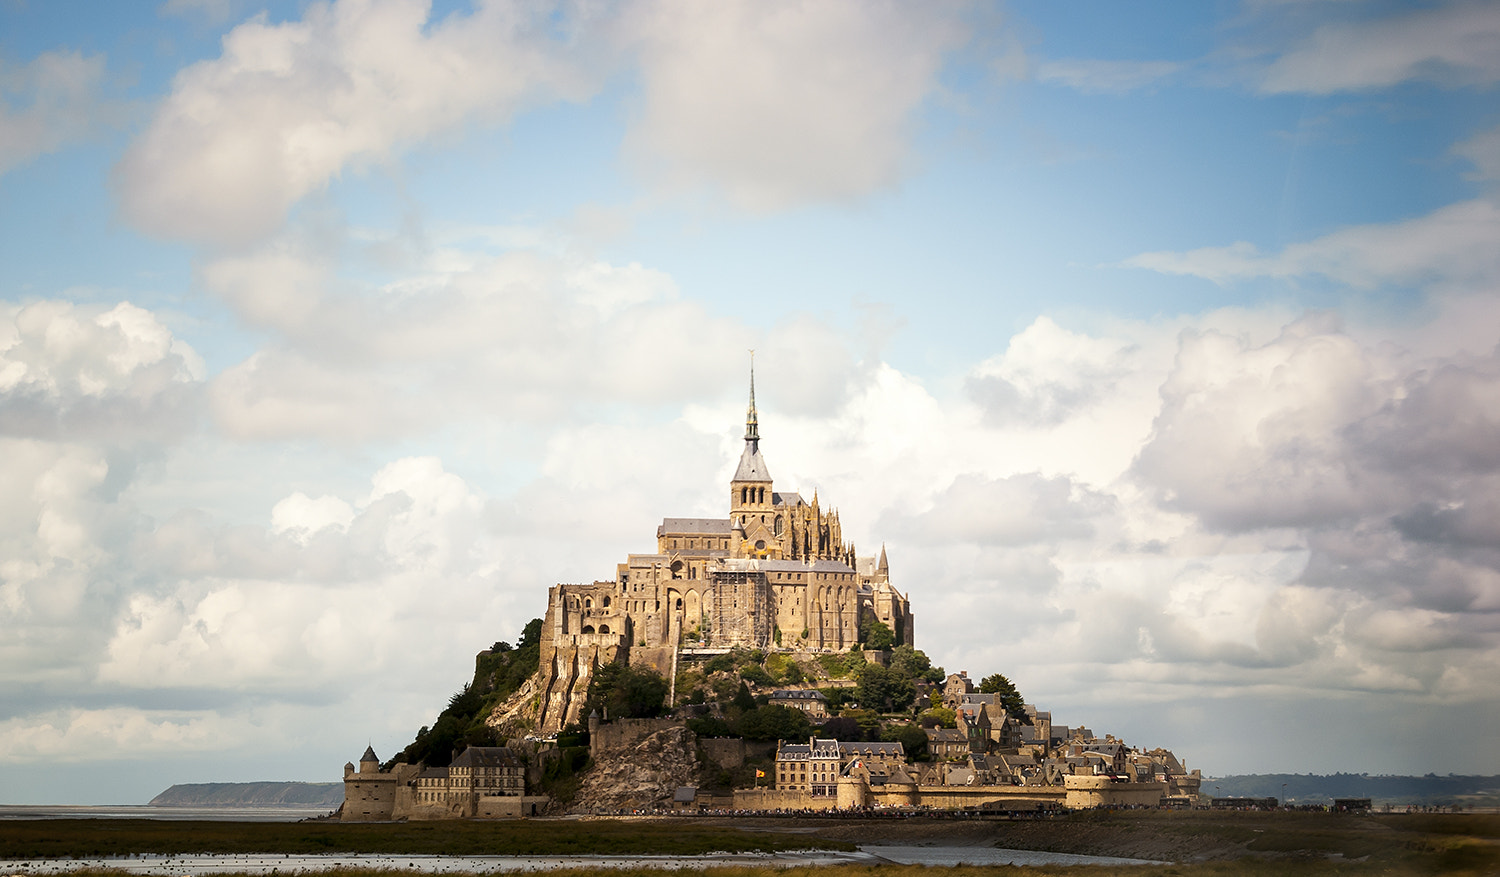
[524,372,913,732]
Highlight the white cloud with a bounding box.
[619,0,969,210]
[0,708,257,763]
[116,0,600,247]
[1127,199,1500,289]
[1035,58,1180,94]
[0,300,202,426]
[1260,1,1500,94]
[0,50,112,175]
[1455,122,1500,182]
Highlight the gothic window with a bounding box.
[775,515,783,536]
[581,625,595,634]
[585,597,592,608]
[603,596,610,607]
[599,624,610,634]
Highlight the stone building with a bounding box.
[342,745,544,821]
[519,370,914,732]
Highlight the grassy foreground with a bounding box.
[3,811,1498,875]
[0,818,851,859]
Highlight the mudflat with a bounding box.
[4,810,1498,875]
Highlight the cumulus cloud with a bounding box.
[0,708,255,762]
[619,0,969,210]
[966,316,1138,426]
[1127,199,1500,289]
[199,235,878,441]
[0,301,203,440]
[0,50,114,175]
[1259,1,1500,94]
[115,0,600,247]
[888,472,1115,547]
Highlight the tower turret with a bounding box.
[731,357,774,556]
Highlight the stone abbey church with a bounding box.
[510,373,914,734]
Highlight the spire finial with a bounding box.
[745,350,759,445]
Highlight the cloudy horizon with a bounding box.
[2,0,1498,804]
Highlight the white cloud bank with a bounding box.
[116,0,972,249]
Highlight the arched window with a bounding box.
[670,560,684,578]
[581,625,595,634]
[774,515,783,536]
[602,596,611,607]
[584,597,592,608]
[599,624,610,634]
[675,598,683,610]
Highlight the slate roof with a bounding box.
[772,491,805,507]
[673,787,697,803]
[658,518,731,536]
[809,559,856,573]
[840,741,905,758]
[360,745,379,763]
[450,746,521,769]
[771,689,827,702]
[733,442,772,482]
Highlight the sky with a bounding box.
[1,0,1498,804]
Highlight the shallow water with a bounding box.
[0,846,1164,873]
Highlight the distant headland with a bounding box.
[149,782,342,808]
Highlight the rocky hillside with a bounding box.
[566,726,706,813]
[149,782,343,808]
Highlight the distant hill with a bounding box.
[1206,774,1500,807]
[149,782,343,808]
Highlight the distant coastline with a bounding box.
[148,782,342,809]
[1205,773,1500,807]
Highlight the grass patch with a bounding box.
[0,819,851,860]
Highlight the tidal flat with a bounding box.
[2,811,1498,876]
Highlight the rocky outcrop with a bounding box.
[567,725,705,813]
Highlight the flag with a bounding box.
[755,769,765,777]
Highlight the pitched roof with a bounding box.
[450,746,521,768]
[658,518,731,535]
[360,745,379,763]
[733,442,772,482]
[770,689,827,701]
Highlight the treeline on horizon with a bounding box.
[1209,773,1500,805]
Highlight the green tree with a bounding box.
[919,706,956,728]
[979,672,1031,724]
[881,723,929,761]
[856,664,915,713]
[864,621,895,649]
[736,704,812,741]
[732,680,757,712]
[584,662,669,719]
[740,663,774,686]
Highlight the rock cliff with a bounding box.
[567,725,705,813]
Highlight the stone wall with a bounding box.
[1063,775,1166,809]
[590,717,682,757]
[698,737,745,770]
[732,787,839,811]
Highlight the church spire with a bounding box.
[745,351,759,447]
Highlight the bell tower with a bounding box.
[730,355,774,556]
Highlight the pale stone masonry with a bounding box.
[511,368,914,733]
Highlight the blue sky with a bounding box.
[2,0,1498,804]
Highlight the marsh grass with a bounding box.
[28,861,1500,877]
[0,819,851,859]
